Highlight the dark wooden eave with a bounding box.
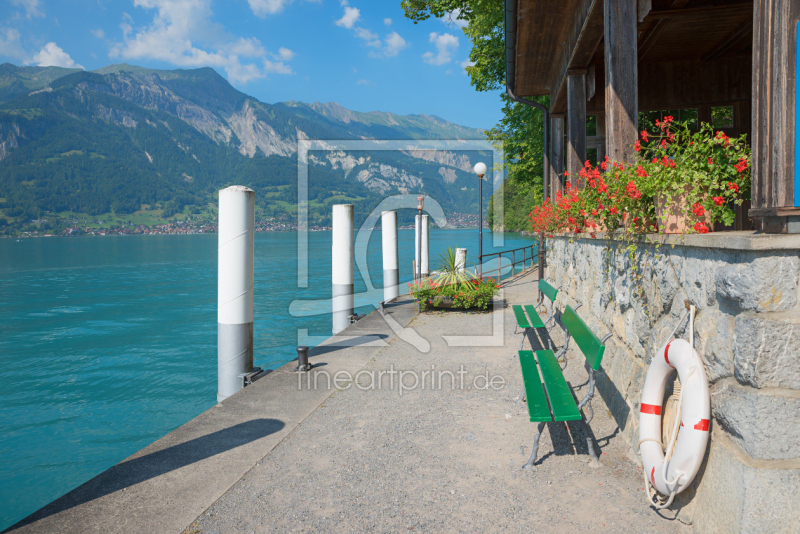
[514,0,755,113]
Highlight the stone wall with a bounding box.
[546,232,800,533]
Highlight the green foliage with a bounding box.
[403,0,547,233]
[433,247,473,288]
[409,275,499,311]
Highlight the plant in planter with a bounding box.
[631,115,750,234]
[408,247,500,311]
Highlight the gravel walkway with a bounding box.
[185,273,687,534]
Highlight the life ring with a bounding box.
[639,338,710,498]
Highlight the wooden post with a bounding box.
[550,114,565,199]
[604,0,638,165]
[749,0,800,232]
[567,71,587,186]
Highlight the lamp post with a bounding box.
[416,195,424,284]
[473,162,486,278]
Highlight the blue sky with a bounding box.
[0,0,503,130]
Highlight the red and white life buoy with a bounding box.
[639,338,710,500]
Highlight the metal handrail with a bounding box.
[477,243,539,282]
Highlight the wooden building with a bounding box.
[506,0,800,233]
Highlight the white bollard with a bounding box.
[415,214,430,278]
[421,214,430,277]
[455,248,467,273]
[332,204,354,334]
[381,211,399,302]
[217,186,255,403]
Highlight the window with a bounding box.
[586,115,597,136]
[712,106,734,129]
[638,108,699,132]
[586,148,598,167]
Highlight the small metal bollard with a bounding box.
[379,301,386,316]
[295,345,312,372]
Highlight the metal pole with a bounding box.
[538,232,545,299]
[217,185,255,403]
[421,214,430,278]
[332,204,354,334]
[416,212,422,283]
[381,211,399,302]
[478,176,483,278]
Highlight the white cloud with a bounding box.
[276,47,294,60]
[460,58,475,70]
[247,0,291,17]
[423,32,458,66]
[356,78,372,85]
[335,6,360,29]
[9,0,44,19]
[380,31,407,57]
[263,59,293,74]
[0,28,28,62]
[441,9,468,28]
[109,0,293,85]
[33,42,84,69]
[91,28,105,39]
[383,18,392,26]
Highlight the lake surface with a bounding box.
[0,228,537,529]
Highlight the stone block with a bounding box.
[715,254,799,312]
[733,314,800,390]
[693,437,800,534]
[694,309,734,383]
[712,382,800,460]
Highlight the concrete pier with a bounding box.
[7,269,685,534]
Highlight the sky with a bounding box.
[0,0,504,130]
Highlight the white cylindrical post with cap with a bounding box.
[421,214,430,278]
[332,204,354,334]
[455,248,467,273]
[381,210,399,302]
[217,185,255,402]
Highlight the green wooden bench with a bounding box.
[517,304,611,469]
[512,279,561,350]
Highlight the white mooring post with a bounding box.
[381,211,399,302]
[455,248,467,273]
[217,186,255,403]
[421,214,430,277]
[415,214,430,279]
[332,204,354,334]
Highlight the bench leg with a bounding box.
[522,422,546,469]
[518,328,529,351]
[581,418,602,468]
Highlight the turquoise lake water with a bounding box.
[0,228,537,529]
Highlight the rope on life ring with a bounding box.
[638,304,710,510]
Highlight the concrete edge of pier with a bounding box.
[5,295,419,534]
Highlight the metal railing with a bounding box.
[477,243,540,282]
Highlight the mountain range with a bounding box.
[0,62,490,229]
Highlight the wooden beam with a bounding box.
[751,0,800,214]
[550,114,566,198]
[567,73,588,184]
[605,0,639,165]
[647,3,752,20]
[671,0,690,6]
[701,16,753,63]
[548,0,604,113]
[638,0,652,22]
[638,18,671,63]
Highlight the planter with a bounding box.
[430,296,455,308]
[655,185,712,234]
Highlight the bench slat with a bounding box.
[538,279,558,303]
[536,350,582,421]
[562,305,606,371]
[512,305,531,329]
[523,305,546,328]
[518,350,552,422]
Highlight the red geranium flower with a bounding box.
[712,196,725,206]
[694,222,709,234]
